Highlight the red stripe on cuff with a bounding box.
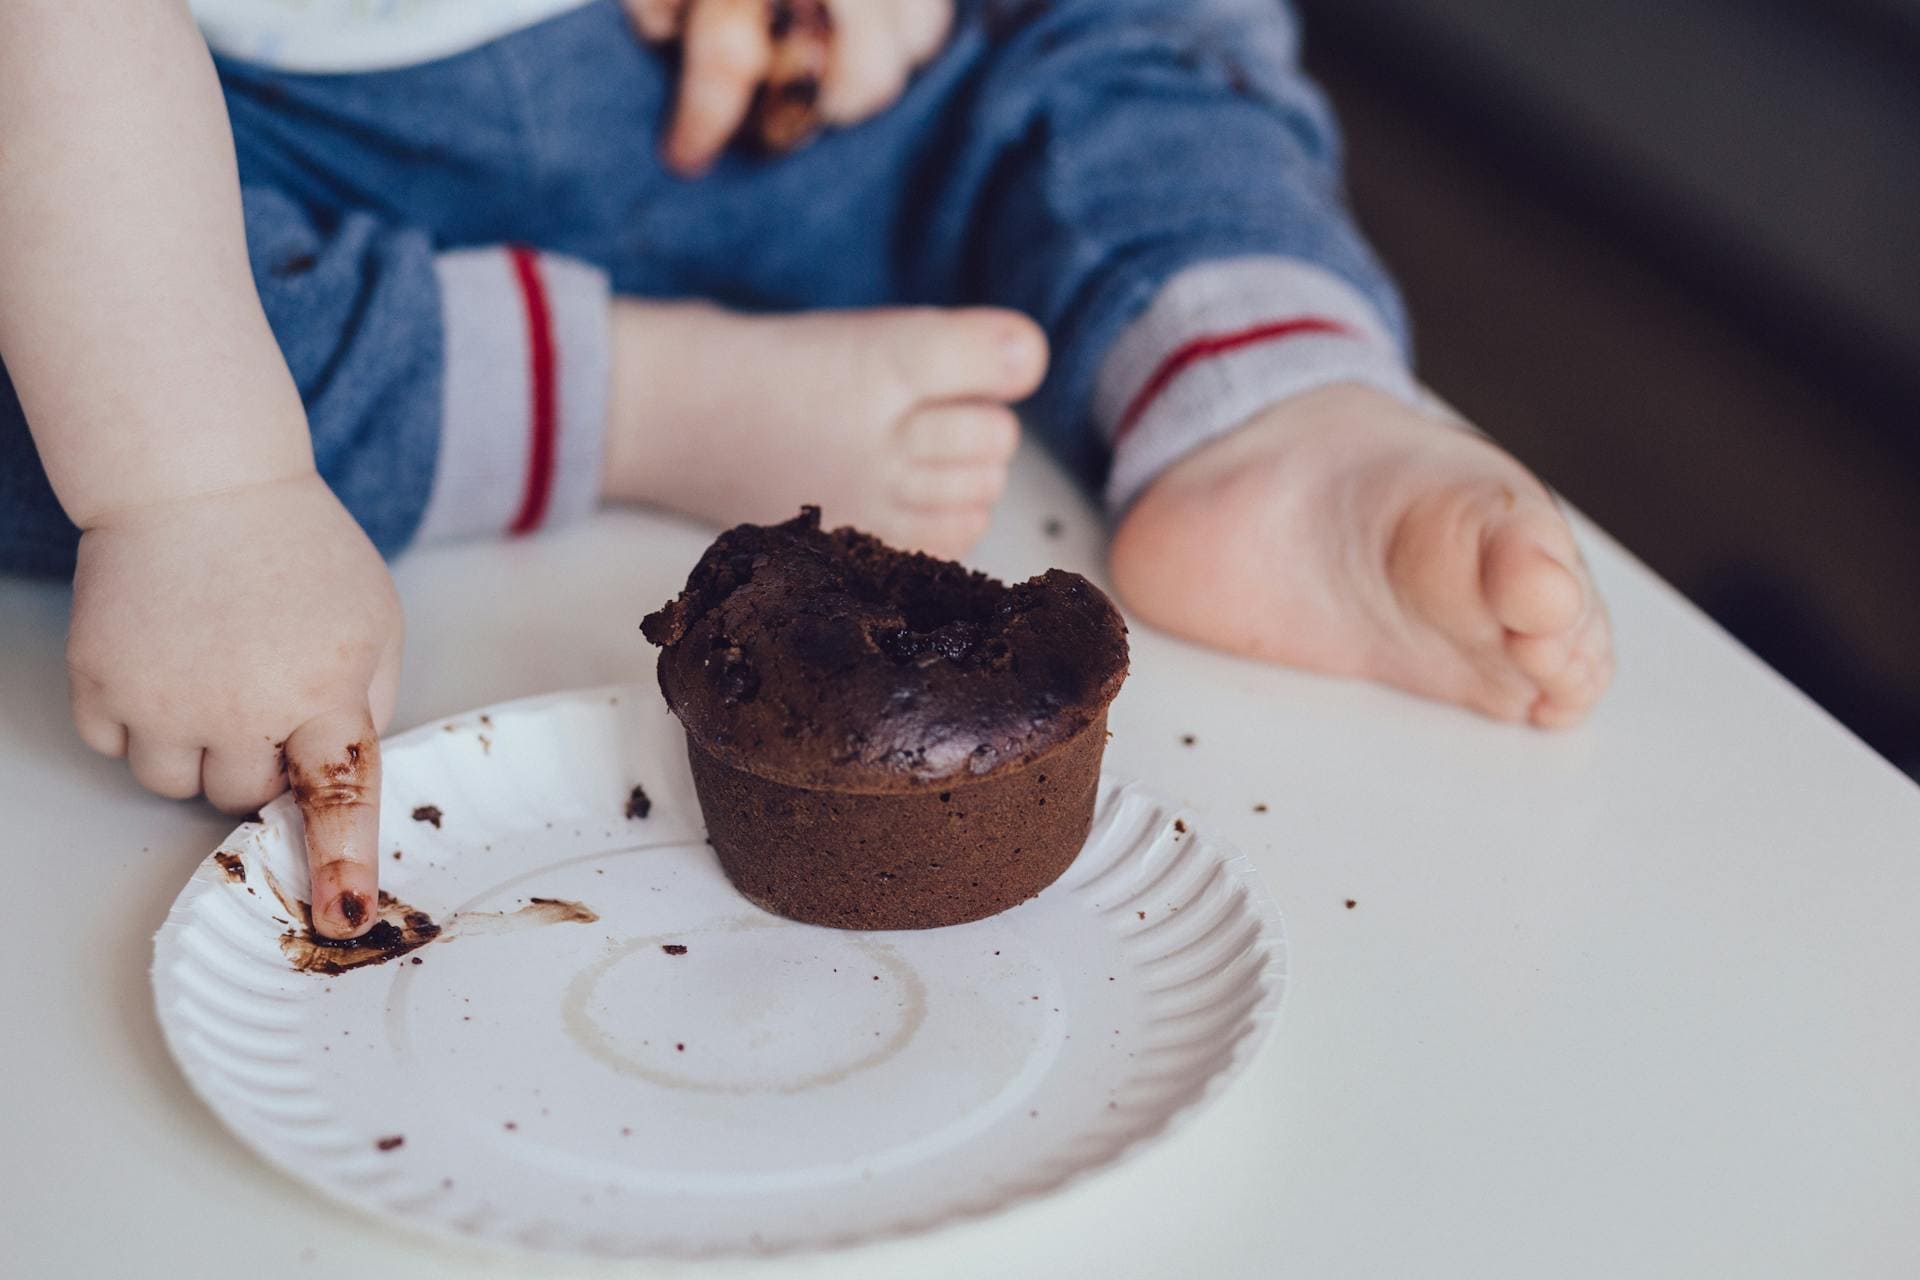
[1112,316,1356,446]
[506,245,558,536]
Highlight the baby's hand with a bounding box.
[67,474,403,939]
[626,0,953,174]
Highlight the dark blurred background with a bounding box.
[1293,0,1920,776]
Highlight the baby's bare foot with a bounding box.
[603,300,1046,557]
[1109,384,1612,726]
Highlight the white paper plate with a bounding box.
[152,685,1286,1259]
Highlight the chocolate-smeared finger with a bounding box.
[751,0,832,152]
[285,705,382,940]
[664,0,774,174]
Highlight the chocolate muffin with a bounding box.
[642,508,1128,930]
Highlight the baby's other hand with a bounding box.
[67,473,403,938]
[626,0,953,174]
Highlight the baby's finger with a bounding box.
[623,0,687,43]
[285,705,381,940]
[128,735,204,801]
[891,0,953,66]
[820,1,908,124]
[68,665,128,758]
[202,742,286,816]
[71,707,129,759]
[665,0,773,175]
[752,0,832,152]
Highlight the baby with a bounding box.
[0,0,1611,939]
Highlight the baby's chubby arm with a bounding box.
[0,1,400,938]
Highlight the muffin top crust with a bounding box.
[642,508,1128,791]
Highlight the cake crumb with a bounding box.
[391,850,402,861]
[1180,733,1196,746]
[411,805,443,829]
[661,943,688,956]
[375,1135,404,1152]
[675,1043,686,1052]
[1345,899,1357,909]
[1173,819,1187,833]
[1137,910,1146,920]
[626,784,652,820]
[1253,803,1269,813]
[503,1121,517,1131]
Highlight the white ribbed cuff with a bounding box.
[415,247,610,544]
[1096,257,1422,513]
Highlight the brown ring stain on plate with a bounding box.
[561,928,926,1095]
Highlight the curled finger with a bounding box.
[623,0,688,42]
[820,0,908,124]
[202,740,287,816]
[128,736,204,801]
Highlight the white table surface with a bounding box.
[4,442,1917,1279]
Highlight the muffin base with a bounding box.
[686,712,1109,930]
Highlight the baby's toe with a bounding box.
[1460,660,1545,724]
[897,403,1020,465]
[876,307,1048,404]
[1506,623,1580,691]
[1524,610,1614,729]
[888,507,994,559]
[893,460,1009,511]
[1483,509,1587,638]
